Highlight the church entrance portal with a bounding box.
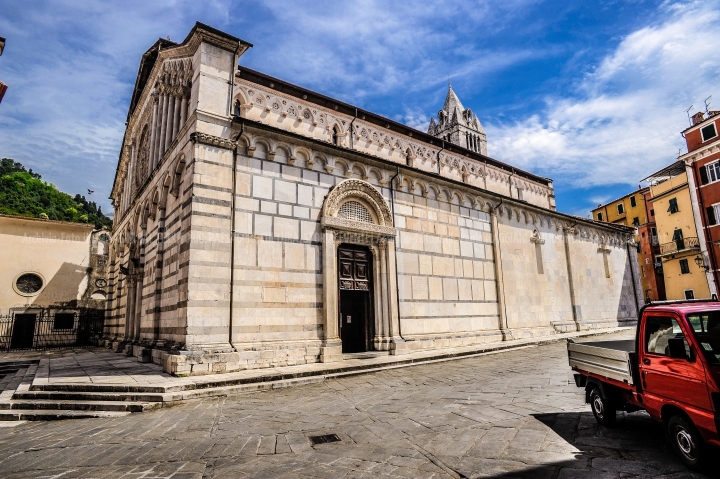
[338,245,374,353]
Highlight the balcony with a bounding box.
[659,237,699,255]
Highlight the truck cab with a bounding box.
[568,301,720,471]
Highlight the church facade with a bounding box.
[106,23,642,375]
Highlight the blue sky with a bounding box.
[1,0,719,217]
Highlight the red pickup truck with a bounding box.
[568,300,720,471]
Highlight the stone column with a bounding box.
[179,95,188,131]
[157,94,169,161]
[164,96,176,151]
[385,237,407,355]
[371,245,388,351]
[172,94,181,141]
[320,229,342,362]
[491,210,512,340]
[148,95,158,171]
[563,227,580,331]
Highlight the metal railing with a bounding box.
[0,309,105,351]
[659,236,699,255]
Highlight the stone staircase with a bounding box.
[0,360,161,421]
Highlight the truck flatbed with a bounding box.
[567,339,635,386]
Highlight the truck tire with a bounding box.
[589,387,616,426]
[667,415,705,471]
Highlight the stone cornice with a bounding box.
[680,137,720,163]
[235,79,554,201]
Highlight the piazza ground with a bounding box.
[1,330,717,479]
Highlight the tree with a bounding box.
[0,159,112,229]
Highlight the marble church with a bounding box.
[106,23,642,375]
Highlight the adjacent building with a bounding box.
[0,214,109,349]
[106,23,641,376]
[680,110,720,299]
[643,162,712,300]
[592,189,665,302]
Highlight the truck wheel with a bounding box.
[667,415,705,471]
[589,388,616,426]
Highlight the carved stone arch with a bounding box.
[274,143,292,163]
[414,179,429,198]
[334,158,352,177]
[322,179,394,228]
[351,163,366,180]
[449,190,462,205]
[300,107,315,125]
[150,188,161,220]
[170,154,186,197]
[367,167,384,185]
[253,137,272,160]
[159,172,173,209]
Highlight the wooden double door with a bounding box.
[338,245,374,353]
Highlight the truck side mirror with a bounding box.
[667,338,688,360]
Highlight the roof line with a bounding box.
[236,67,552,187]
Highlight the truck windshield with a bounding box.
[686,311,720,364]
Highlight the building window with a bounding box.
[668,198,679,213]
[701,123,718,142]
[617,203,625,214]
[597,212,603,221]
[706,204,720,226]
[632,217,640,227]
[53,313,75,330]
[680,259,690,274]
[685,289,695,300]
[630,196,637,207]
[15,273,43,295]
[650,209,655,216]
[703,160,720,184]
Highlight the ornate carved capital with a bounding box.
[189,132,237,150]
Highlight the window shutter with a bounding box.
[707,206,717,226]
[700,166,709,185]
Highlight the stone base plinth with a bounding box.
[320,341,343,363]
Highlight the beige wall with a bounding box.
[0,216,94,315]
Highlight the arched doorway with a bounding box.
[319,179,407,362]
[338,244,374,353]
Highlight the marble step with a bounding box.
[0,399,162,412]
[0,409,132,421]
[14,390,168,403]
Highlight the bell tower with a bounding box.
[427,84,487,155]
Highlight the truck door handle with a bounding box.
[643,358,651,365]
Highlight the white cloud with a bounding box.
[487,1,720,188]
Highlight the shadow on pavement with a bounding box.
[462,411,719,479]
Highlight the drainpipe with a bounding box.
[389,165,406,340]
[349,109,357,150]
[228,120,244,348]
[563,222,580,331]
[626,238,641,314]
[490,199,511,340]
[436,141,444,175]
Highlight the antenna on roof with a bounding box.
[704,95,712,114]
[686,105,694,126]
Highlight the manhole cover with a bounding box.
[308,434,341,445]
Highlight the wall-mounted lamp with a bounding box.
[694,255,709,271]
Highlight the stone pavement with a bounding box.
[1,330,717,478]
[2,327,634,394]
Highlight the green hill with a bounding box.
[0,158,112,229]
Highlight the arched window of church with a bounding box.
[332,126,340,146]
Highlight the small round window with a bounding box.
[16,273,43,295]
